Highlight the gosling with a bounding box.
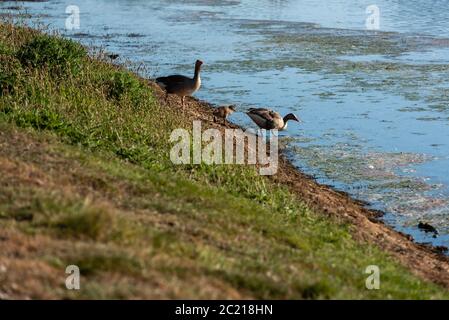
[213,105,236,124]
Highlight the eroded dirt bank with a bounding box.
[148,80,449,289]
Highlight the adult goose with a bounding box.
[246,108,300,131]
[156,60,203,107]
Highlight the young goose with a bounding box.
[213,105,236,124]
[156,59,203,107]
[247,108,300,131]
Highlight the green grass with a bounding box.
[16,33,86,75]
[0,22,447,299]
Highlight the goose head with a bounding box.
[195,59,203,69]
[283,113,300,123]
[282,113,301,130]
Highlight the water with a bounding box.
[2,0,449,247]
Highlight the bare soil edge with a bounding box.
[146,80,449,289]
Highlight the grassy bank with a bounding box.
[0,22,447,299]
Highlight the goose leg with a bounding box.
[181,96,185,107]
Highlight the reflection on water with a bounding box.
[2,0,449,247]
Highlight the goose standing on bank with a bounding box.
[156,60,203,107]
[213,105,236,124]
[246,108,300,131]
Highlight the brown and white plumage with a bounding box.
[246,108,300,131]
[156,60,203,106]
[213,105,236,124]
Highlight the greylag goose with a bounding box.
[156,60,203,107]
[247,108,300,131]
[213,105,236,124]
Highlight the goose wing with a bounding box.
[247,108,280,129]
[156,75,192,91]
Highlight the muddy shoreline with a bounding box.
[146,80,449,288]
